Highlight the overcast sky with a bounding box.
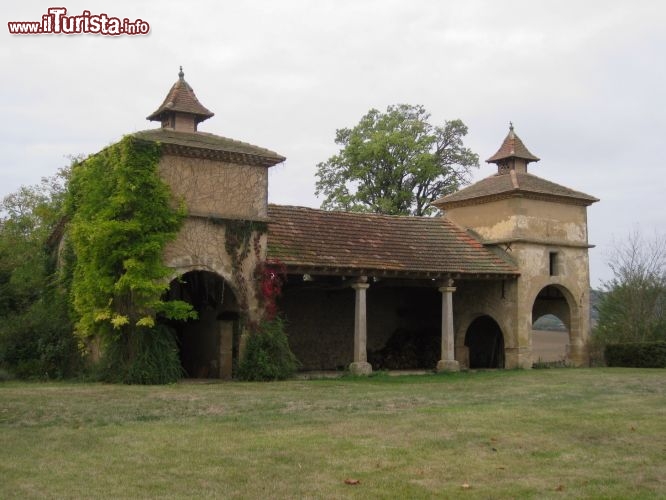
[3,1,665,287]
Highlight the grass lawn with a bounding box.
[1,368,665,499]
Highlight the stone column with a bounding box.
[349,277,372,375]
[437,280,460,372]
[218,321,234,380]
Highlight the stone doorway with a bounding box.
[465,315,505,369]
[165,270,240,379]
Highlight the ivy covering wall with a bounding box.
[65,136,195,383]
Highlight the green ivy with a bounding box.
[65,136,196,383]
[210,217,267,313]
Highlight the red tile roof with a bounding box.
[434,171,599,208]
[487,125,540,163]
[267,205,518,278]
[147,68,214,124]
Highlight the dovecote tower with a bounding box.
[136,68,285,378]
[434,125,598,368]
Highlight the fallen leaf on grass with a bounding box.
[344,479,361,485]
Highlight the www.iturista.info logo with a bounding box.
[8,7,150,35]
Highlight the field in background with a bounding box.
[532,329,569,363]
[1,369,664,499]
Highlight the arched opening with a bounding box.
[531,285,572,366]
[164,271,240,379]
[465,316,505,369]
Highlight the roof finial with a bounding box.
[509,121,514,131]
[178,66,184,80]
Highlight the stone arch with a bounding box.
[455,305,511,369]
[165,256,238,298]
[164,268,241,379]
[463,314,505,369]
[530,283,582,365]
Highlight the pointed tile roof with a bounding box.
[433,170,598,209]
[267,205,518,278]
[486,123,540,164]
[147,67,214,124]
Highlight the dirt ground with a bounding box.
[531,329,569,363]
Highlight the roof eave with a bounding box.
[146,108,215,123]
[435,190,599,210]
[486,153,540,163]
[276,263,519,280]
[132,133,285,168]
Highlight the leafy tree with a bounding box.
[315,104,479,216]
[594,231,666,345]
[0,169,81,378]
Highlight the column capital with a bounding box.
[351,276,370,290]
[438,286,456,294]
[437,278,455,289]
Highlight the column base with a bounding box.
[436,359,460,372]
[349,361,372,376]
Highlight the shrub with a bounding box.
[237,317,299,381]
[604,341,666,368]
[100,324,183,384]
[0,290,81,379]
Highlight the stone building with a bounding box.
[120,70,598,377]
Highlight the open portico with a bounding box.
[267,205,519,374]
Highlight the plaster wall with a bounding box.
[444,198,588,244]
[159,154,268,220]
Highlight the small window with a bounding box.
[549,252,559,276]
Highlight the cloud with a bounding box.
[2,0,665,286]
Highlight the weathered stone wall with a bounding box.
[159,154,268,220]
[280,286,354,371]
[452,279,518,368]
[163,217,266,323]
[445,196,592,367]
[512,242,591,366]
[158,152,269,323]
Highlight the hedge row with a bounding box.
[604,341,666,368]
